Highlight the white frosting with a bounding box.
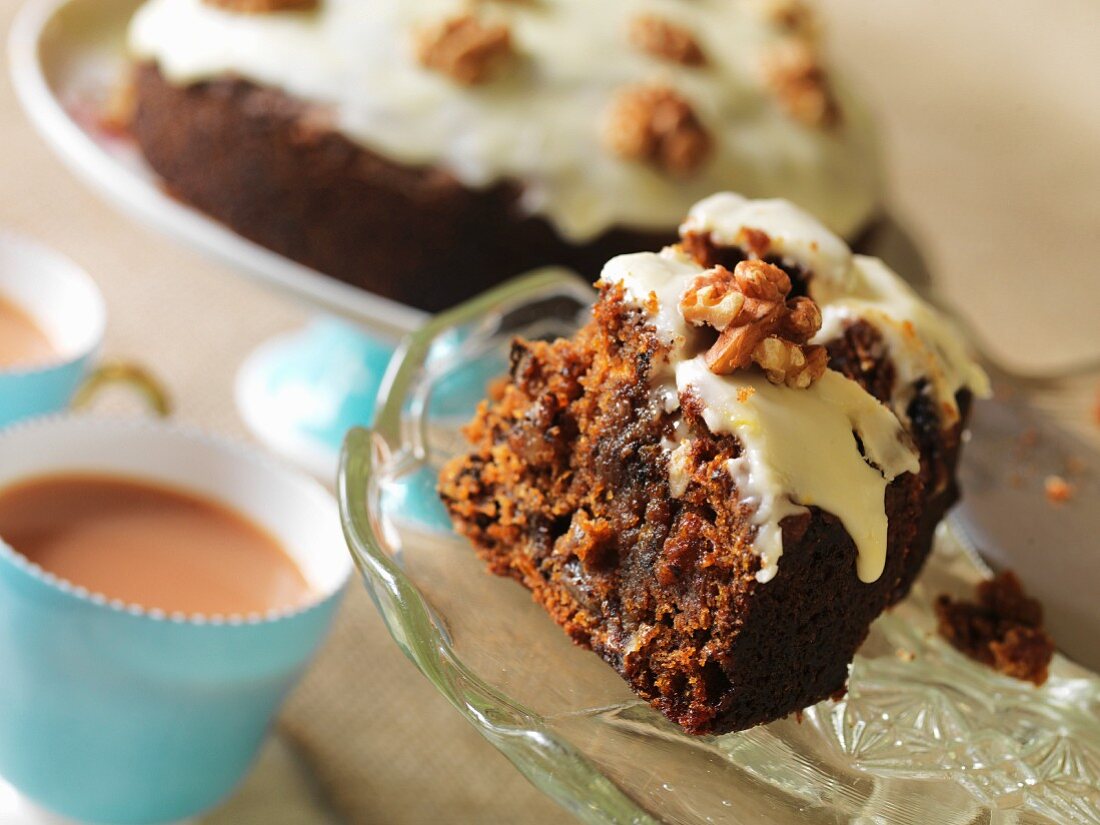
[814,256,992,422]
[679,362,919,583]
[128,0,880,241]
[603,192,987,584]
[681,192,854,294]
[680,192,991,418]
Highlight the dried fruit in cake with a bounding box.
[440,192,989,734]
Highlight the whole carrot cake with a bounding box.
[439,192,988,734]
[126,0,880,311]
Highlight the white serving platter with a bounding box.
[8,0,428,341]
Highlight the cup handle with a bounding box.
[71,361,172,418]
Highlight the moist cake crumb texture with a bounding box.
[440,192,988,734]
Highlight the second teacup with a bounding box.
[0,231,166,425]
[0,231,106,425]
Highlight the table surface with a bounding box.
[1,0,1097,822]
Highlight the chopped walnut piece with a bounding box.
[629,15,706,66]
[414,14,514,86]
[754,338,827,388]
[603,85,712,176]
[681,267,745,331]
[735,257,791,302]
[203,0,317,11]
[779,295,822,343]
[684,260,827,387]
[703,262,790,373]
[761,39,839,128]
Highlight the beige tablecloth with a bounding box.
[1,0,1097,822]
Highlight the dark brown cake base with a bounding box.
[129,64,673,312]
[439,286,967,735]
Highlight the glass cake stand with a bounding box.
[339,269,1100,825]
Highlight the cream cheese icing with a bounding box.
[603,192,986,584]
[679,362,919,583]
[814,256,991,423]
[128,0,880,242]
[679,192,991,418]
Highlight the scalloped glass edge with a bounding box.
[339,269,1100,825]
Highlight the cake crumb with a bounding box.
[414,14,514,86]
[935,570,1054,686]
[1044,474,1074,505]
[629,15,706,66]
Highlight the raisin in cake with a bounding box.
[128,0,880,311]
[439,192,988,735]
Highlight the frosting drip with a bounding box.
[814,256,992,422]
[605,191,986,584]
[128,0,879,241]
[679,362,918,583]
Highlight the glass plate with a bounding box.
[339,269,1100,825]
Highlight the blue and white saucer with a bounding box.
[236,318,394,483]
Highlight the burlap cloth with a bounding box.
[1,0,1096,821]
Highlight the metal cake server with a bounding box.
[872,217,1100,672]
[949,344,1100,672]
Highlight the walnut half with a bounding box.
[680,260,828,388]
[629,15,706,66]
[603,85,712,176]
[761,39,839,128]
[414,14,514,86]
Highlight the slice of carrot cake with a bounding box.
[439,192,988,735]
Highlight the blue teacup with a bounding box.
[0,416,352,824]
[0,231,111,427]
